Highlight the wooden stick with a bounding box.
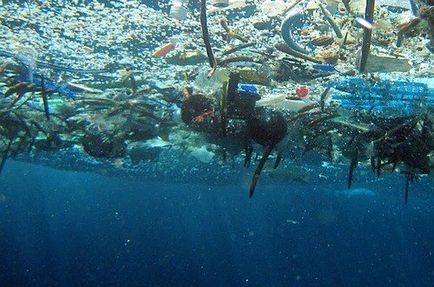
[249,145,274,198]
[275,43,322,64]
[222,43,255,56]
[319,4,343,38]
[200,0,217,76]
[359,0,375,73]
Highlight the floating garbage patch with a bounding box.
[1,0,434,202]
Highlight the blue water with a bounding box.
[1,161,434,286]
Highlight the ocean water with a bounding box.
[1,160,434,286]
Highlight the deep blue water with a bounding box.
[1,161,434,286]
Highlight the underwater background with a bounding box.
[1,160,434,286]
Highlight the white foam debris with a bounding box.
[144,137,172,148]
[189,146,215,163]
[0,0,184,73]
[0,0,432,97]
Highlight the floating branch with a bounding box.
[319,3,343,38]
[275,43,322,63]
[408,0,419,16]
[222,43,255,56]
[220,18,248,43]
[342,0,352,14]
[217,55,262,66]
[249,145,273,198]
[200,0,217,76]
[0,140,12,175]
[41,76,50,121]
[347,135,361,189]
[404,172,415,204]
[281,0,303,15]
[319,86,331,112]
[359,0,376,73]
